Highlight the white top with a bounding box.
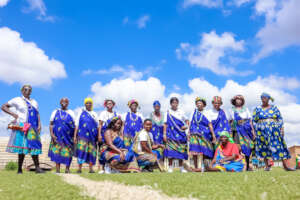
[137,129,153,153]
[121,112,144,122]
[189,109,210,122]
[206,108,228,122]
[164,108,188,123]
[75,108,99,126]
[7,96,38,123]
[99,110,118,122]
[228,107,252,121]
[50,109,76,122]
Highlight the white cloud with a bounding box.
[254,0,300,62]
[176,31,252,76]
[86,75,300,146]
[23,0,55,22]
[233,0,251,7]
[0,27,67,87]
[82,65,160,81]
[183,0,223,8]
[0,0,9,7]
[137,15,150,29]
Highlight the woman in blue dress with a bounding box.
[123,99,143,148]
[163,97,189,173]
[1,85,44,174]
[100,117,140,173]
[149,100,164,160]
[74,98,99,173]
[207,96,231,140]
[229,95,255,171]
[98,99,118,173]
[253,93,295,171]
[48,98,75,173]
[189,97,216,171]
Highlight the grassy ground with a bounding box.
[0,171,94,200]
[82,168,300,200]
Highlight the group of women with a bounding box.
[1,84,296,174]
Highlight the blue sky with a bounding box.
[0,0,299,145]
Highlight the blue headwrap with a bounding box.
[153,100,161,107]
[261,92,274,102]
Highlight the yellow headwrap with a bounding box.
[84,97,93,110]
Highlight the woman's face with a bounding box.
[171,100,178,110]
[106,100,114,110]
[261,97,269,106]
[235,99,243,107]
[144,120,152,132]
[114,119,122,131]
[22,86,32,98]
[60,98,69,110]
[220,136,228,145]
[130,103,138,113]
[196,101,204,111]
[154,105,160,113]
[85,102,93,111]
[213,101,222,110]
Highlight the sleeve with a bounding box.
[75,110,82,126]
[181,110,188,122]
[163,111,168,123]
[228,110,233,121]
[68,110,76,122]
[206,110,212,122]
[32,99,38,110]
[121,113,127,121]
[138,132,148,142]
[99,111,105,122]
[246,108,252,119]
[7,97,19,108]
[49,110,57,122]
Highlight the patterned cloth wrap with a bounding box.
[189,109,214,158]
[123,112,143,148]
[75,110,98,165]
[213,142,245,172]
[211,109,231,139]
[7,100,42,155]
[252,105,290,161]
[48,110,75,166]
[99,135,140,172]
[132,130,160,169]
[164,112,188,160]
[232,111,254,156]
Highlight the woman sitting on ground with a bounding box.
[133,119,164,172]
[100,117,140,173]
[207,131,245,172]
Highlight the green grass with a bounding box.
[0,171,94,200]
[82,168,300,200]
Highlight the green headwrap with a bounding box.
[219,131,234,143]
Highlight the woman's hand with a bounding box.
[12,113,18,123]
[52,135,57,143]
[212,136,217,144]
[37,126,41,134]
[251,129,256,140]
[120,151,125,161]
[181,126,188,131]
[74,137,77,144]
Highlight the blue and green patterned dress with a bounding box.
[252,105,290,161]
[48,110,75,166]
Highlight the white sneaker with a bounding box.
[104,164,111,174]
[180,167,188,173]
[167,168,173,173]
[111,169,120,174]
[98,170,105,174]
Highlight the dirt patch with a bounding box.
[59,174,194,200]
